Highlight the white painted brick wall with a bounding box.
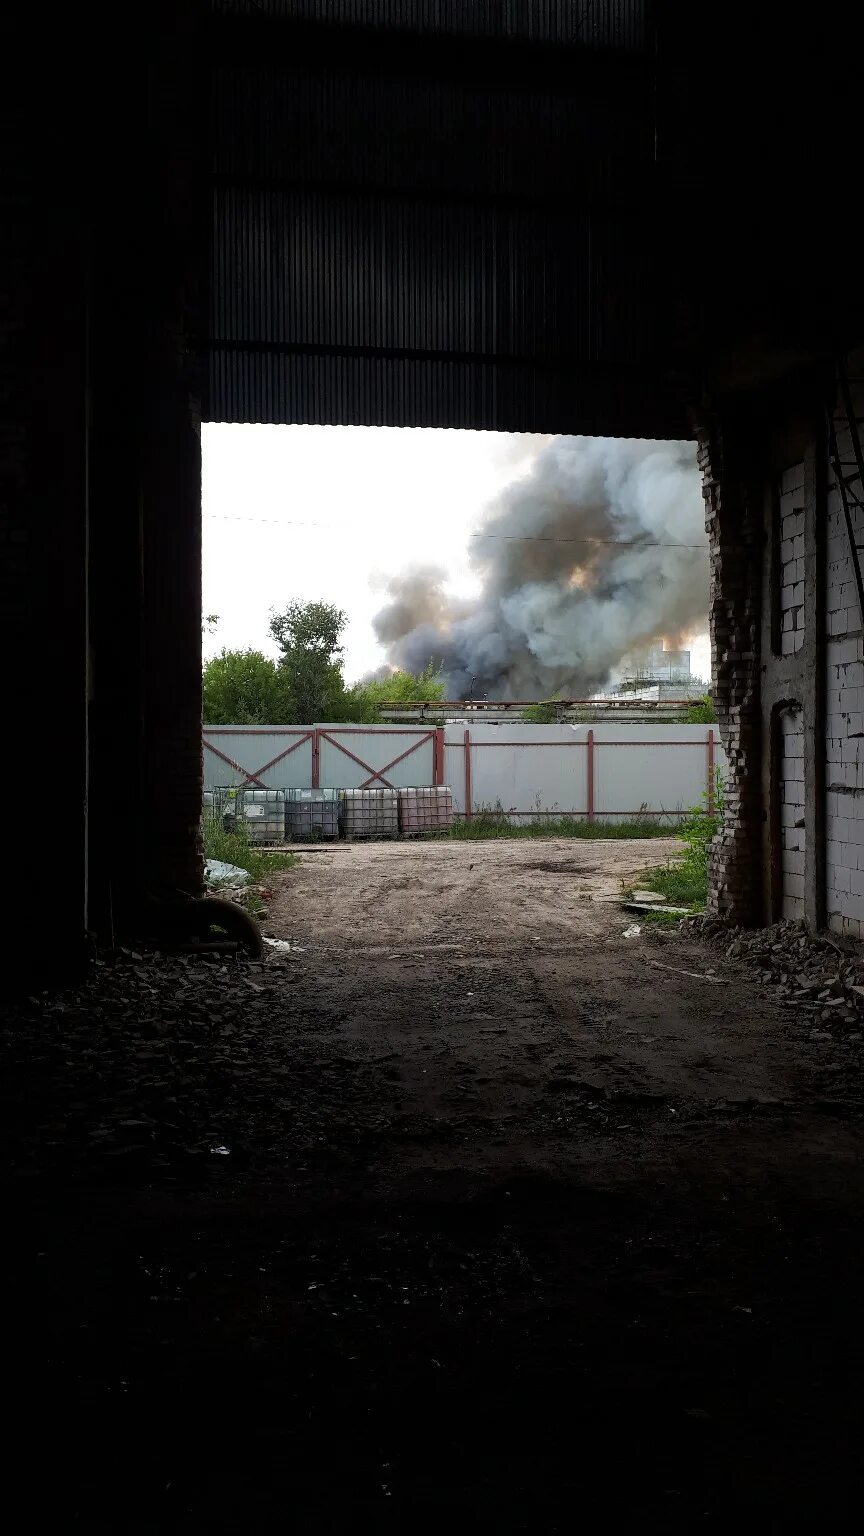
[779,706,805,920]
[825,383,864,937]
[779,465,805,655]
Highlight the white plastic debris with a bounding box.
[622,924,642,939]
[264,937,306,953]
[204,859,251,887]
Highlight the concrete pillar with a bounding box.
[2,13,90,980]
[139,379,204,901]
[86,0,205,929]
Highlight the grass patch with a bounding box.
[203,811,299,883]
[631,862,706,908]
[447,803,677,841]
[624,770,725,920]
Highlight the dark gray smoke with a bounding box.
[373,436,706,698]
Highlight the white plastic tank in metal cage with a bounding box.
[224,788,286,844]
[203,787,230,824]
[287,787,341,842]
[342,788,398,840]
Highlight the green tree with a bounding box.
[342,663,446,722]
[269,601,349,721]
[359,661,445,708]
[683,692,716,724]
[203,648,289,724]
[521,694,563,724]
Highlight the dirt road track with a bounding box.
[4,837,864,1527]
[267,837,809,1132]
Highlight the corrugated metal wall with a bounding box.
[317,727,436,789]
[205,1,690,435]
[203,722,726,819]
[211,2,647,51]
[204,728,315,789]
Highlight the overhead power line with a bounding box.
[204,514,708,550]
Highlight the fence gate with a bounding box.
[203,728,315,790]
[316,728,443,790]
[203,726,442,792]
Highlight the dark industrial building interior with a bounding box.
[5,2,864,1525]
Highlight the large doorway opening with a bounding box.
[200,423,715,932]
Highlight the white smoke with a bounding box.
[372,436,706,698]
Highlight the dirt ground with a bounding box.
[266,835,812,1123]
[5,836,864,1528]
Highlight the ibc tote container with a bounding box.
[342,788,398,840]
[228,788,286,844]
[203,787,230,824]
[398,786,454,836]
[287,787,341,841]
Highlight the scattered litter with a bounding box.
[649,959,720,982]
[622,924,642,939]
[204,859,251,887]
[209,1144,231,1156]
[263,937,305,953]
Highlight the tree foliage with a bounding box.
[269,601,348,722]
[521,695,562,724]
[203,648,290,724]
[682,692,716,724]
[339,663,444,722]
[205,611,447,725]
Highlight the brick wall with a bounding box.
[778,705,805,918]
[779,465,806,655]
[825,375,864,937]
[700,420,763,923]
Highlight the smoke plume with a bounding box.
[373,436,706,698]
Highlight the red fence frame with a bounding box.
[315,728,443,790]
[458,728,718,820]
[204,725,718,818]
[204,726,442,791]
[203,729,314,789]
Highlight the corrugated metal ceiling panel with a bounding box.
[210,1,647,51]
[205,1,689,435]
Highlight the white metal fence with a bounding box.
[204,722,725,822]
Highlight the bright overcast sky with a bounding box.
[202,425,711,685]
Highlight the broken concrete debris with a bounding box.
[685,916,864,1029]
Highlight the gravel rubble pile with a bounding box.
[0,948,382,1180]
[685,916,864,1041]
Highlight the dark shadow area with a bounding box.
[6,877,864,1525]
[7,3,864,1527]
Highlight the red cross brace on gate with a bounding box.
[203,730,314,789]
[203,727,445,790]
[317,728,442,789]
